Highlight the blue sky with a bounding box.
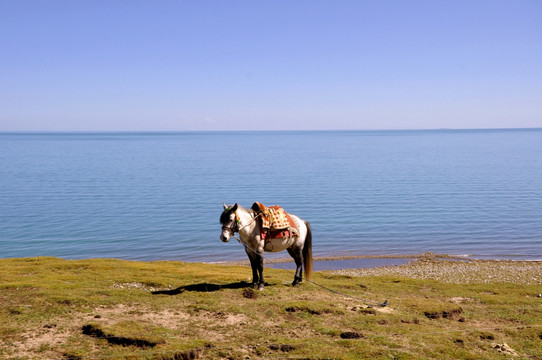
[1,0,541,131]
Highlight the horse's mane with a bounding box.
[219,209,231,224]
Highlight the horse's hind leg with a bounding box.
[287,246,303,287]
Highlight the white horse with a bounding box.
[220,203,313,290]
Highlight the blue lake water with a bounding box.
[1,129,541,262]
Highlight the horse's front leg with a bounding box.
[248,239,265,291]
[245,247,259,288]
[246,244,265,290]
[256,249,264,291]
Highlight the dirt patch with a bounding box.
[424,307,463,320]
[376,306,394,314]
[211,312,249,326]
[6,321,76,359]
[92,304,136,320]
[480,333,495,341]
[88,307,249,345]
[243,288,258,299]
[90,305,191,329]
[145,346,211,360]
[63,354,83,360]
[139,310,190,328]
[340,331,363,339]
[493,342,519,357]
[285,306,331,315]
[449,297,475,304]
[358,307,377,315]
[269,343,296,352]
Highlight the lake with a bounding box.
[1,129,541,262]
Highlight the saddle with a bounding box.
[251,202,299,248]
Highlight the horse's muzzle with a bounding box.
[220,232,231,243]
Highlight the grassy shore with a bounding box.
[1,256,541,359]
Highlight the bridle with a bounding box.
[221,211,241,235]
[221,209,262,236]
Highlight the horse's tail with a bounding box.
[303,221,313,281]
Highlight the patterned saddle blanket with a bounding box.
[251,202,299,241]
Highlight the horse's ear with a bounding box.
[231,203,238,212]
[223,203,228,210]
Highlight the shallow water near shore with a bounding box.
[1,129,541,262]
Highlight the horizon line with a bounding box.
[1,127,542,134]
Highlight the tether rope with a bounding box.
[233,234,388,308]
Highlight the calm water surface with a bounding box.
[1,129,541,262]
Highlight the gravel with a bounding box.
[331,259,542,284]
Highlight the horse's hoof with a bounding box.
[258,284,264,291]
[292,282,300,287]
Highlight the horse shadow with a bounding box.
[151,281,273,295]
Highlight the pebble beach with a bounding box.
[331,258,542,285]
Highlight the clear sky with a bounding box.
[1,0,541,131]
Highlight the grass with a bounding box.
[0,257,541,359]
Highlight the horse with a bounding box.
[219,203,312,290]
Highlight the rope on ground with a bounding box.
[233,235,388,308]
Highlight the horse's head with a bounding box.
[220,203,239,242]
